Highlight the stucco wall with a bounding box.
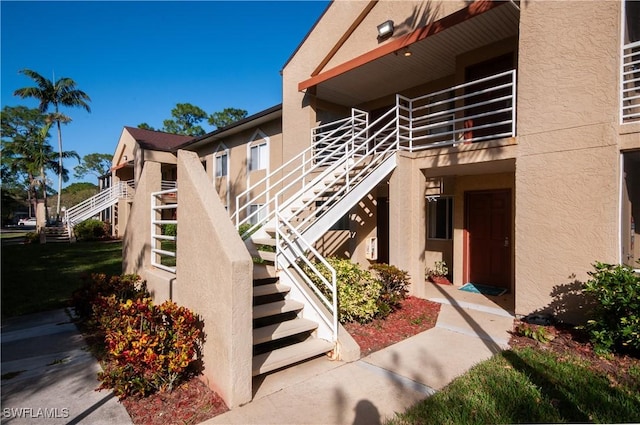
[122,160,161,277]
[515,1,621,322]
[389,153,427,298]
[174,150,253,408]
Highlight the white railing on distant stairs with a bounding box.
[64,180,135,238]
[621,41,640,123]
[150,188,177,274]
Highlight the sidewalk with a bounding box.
[203,290,515,425]
[1,309,132,425]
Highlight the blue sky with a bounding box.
[1,1,329,186]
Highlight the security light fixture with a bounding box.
[377,20,394,39]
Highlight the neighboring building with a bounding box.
[81,0,638,409]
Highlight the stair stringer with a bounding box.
[279,153,397,268]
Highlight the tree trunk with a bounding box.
[56,118,63,217]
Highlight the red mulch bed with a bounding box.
[508,321,640,388]
[118,296,441,424]
[343,296,441,356]
[120,377,228,425]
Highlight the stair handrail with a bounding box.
[275,210,338,342]
[64,180,135,236]
[277,105,399,237]
[235,109,368,237]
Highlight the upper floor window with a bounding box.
[215,153,228,177]
[249,143,268,171]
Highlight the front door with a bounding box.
[464,190,512,290]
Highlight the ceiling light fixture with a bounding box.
[377,20,394,39]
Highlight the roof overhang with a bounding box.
[176,104,283,151]
[299,0,520,106]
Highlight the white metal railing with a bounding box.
[234,108,369,237]
[276,106,398,238]
[231,70,518,343]
[64,180,135,238]
[151,188,177,274]
[621,41,640,123]
[398,69,516,150]
[270,108,399,342]
[276,212,338,341]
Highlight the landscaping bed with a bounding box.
[344,296,441,356]
[118,296,441,424]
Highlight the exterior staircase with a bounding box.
[235,106,401,375]
[63,180,134,239]
[43,224,71,243]
[250,230,335,376]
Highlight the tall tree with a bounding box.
[2,121,77,227]
[137,123,155,131]
[14,69,91,216]
[208,107,247,129]
[161,103,208,136]
[74,153,112,181]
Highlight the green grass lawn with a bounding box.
[0,231,28,240]
[1,240,123,317]
[387,346,640,425]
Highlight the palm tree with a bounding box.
[14,69,91,216]
[2,121,78,228]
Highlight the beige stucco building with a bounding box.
[89,0,640,409]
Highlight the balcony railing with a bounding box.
[397,69,516,150]
[622,41,640,123]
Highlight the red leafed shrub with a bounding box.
[96,297,202,399]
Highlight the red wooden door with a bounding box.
[464,190,511,289]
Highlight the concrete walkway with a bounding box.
[204,289,515,425]
[1,309,132,425]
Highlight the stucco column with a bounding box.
[389,154,427,298]
[122,160,162,275]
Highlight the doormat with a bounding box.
[459,283,507,296]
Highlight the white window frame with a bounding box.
[249,143,268,172]
[215,152,228,177]
[248,204,266,226]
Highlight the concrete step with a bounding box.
[253,264,277,280]
[252,237,276,247]
[252,338,334,376]
[253,318,318,346]
[253,300,304,320]
[257,250,276,263]
[253,283,290,298]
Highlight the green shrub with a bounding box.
[24,231,40,244]
[74,219,108,241]
[369,263,410,311]
[306,257,384,324]
[96,297,201,398]
[582,262,640,355]
[71,273,149,319]
[162,223,177,237]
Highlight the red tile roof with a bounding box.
[124,126,193,151]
